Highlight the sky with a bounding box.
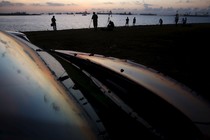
[0,0,210,15]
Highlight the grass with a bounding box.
[24,23,210,100]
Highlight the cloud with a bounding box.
[141,0,153,9]
[46,2,65,6]
[67,3,78,6]
[30,2,77,7]
[137,5,210,15]
[31,3,43,6]
[91,8,104,11]
[134,1,142,5]
[103,2,114,5]
[186,0,191,3]
[113,8,125,10]
[177,0,193,3]
[143,3,153,9]
[0,0,25,7]
[120,2,130,5]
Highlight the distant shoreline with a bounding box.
[0,13,41,16]
[1,14,210,32]
[1,12,209,17]
[23,23,210,32]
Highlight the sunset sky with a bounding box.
[0,0,210,14]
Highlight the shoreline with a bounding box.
[24,23,210,100]
[23,23,210,32]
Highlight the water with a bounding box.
[0,14,210,32]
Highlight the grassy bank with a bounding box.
[24,23,210,100]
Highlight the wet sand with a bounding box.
[24,23,210,100]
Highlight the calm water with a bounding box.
[0,14,210,32]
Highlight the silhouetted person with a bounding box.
[107,16,110,26]
[92,12,98,30]
[182,17,187,25]
[109,10,112,17]
[107,20,115,31]
[51,16,57,31]
[175,12,179,25]
[133,17,136,26]
[107,11,112,25]
[159,18,163,26]
[125,17,129,26]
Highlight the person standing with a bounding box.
[133,17,136,26]
[182,17,187,25]
[125,17,129,26]
[159,18,163,26]
[51,16,57,31]
[91,12,98,30]
[175,11,179,25]
[109,10,112,17]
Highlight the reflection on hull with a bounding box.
[50,49,210,140]
[1,30,210,140]
[0,31,107,140]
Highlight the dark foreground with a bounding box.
[24,23,210,100]
[4,29,210,140]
